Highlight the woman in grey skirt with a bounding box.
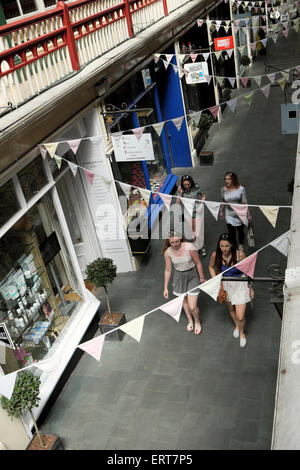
[163,231,206,334]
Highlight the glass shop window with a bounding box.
[18,156,48,201]
[0,179,20,228]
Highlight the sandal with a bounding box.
[194,323,202,335]
[186,322,194,332]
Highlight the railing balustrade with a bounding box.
[0,0,190,110]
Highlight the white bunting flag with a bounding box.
[152,122,165,136]
[202,53,210,62]
[253,76,262,87]
[69,139,81,155]
[172,64,179,74]
[191,111,202,126]
[111,131,123,144]
[44,142,58,159]
[40,146,47,160]
[90,136,102,145]
[199,274,222,301]
[78,334,105,362]
[0,371,18,400]
[165,54,173,67]
[133,127,145,140]
[154,53,160,63]
[261,84,271,99]
[227,49,234,59]
[120,316,145,342]
[197,19,204,27]
[68,161,78,177]
[228,77,236,88]
[259,206,279,227]
[261,38,268,49]
[160,295,184,323]
[182,197,196,217]
[162,59,169,70]
[139,188,151,205]
[159,193,172,211]
[268,73,276,84]
[172,116,184,132]
[272,33,278,44]
[204,201,221,220]
[119,182,131,199]
[269,230,290,257]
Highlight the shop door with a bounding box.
[56,172,100,278]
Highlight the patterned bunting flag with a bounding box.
[160,296,184,323]
[78,334,105,362]
[259,206,279,228]
[269,230,290,257]
[68,161,78,177]
[84,169,95,185]
[133,127,145,140]
[120,316,145,342]
[152,122,164,136]
[209,105,219,120]
[204,201,221,220]
[172,116,184,132]
[199,274,222,301]
[69,139,81,155]
[261,84,271,98]
[236,253,258,278]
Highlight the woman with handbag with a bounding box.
[163,230,206,335]
[219,171,252,251]
[208,233,254,347]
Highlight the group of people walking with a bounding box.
[163,171,254,348]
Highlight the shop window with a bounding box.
[0,179,20,228]
[18,156,48,201]
[0,194,82,374]
[44,0,57,6]
[19,0,37,15]
[1,0,21,19]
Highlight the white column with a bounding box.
[206,14,222,122]
[229,0,240,89]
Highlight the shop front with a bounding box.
[0,151,100,435]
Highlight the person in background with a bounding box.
[219,171,252,251]
[209,233,254,348]
[176,175,207,256]
[163,231,206,335]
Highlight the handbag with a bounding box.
[217,281,227,304]
[247,221,255,248]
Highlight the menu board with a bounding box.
[112,134,155,162]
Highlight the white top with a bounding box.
[166,243,195,271]
[221,185,247,227]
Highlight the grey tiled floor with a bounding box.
[40,28,298,449]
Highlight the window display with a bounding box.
[0,196,82,373]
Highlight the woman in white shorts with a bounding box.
[209,233,254,347]
[163,231,206,335]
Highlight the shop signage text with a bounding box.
[214,36,234,51]
[184,62,209,84]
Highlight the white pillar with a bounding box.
[206,14,222,122]
[229,0,240,89]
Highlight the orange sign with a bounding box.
[214,36,234,51]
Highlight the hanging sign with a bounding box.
[214,36,234,51]
[0,323,15,349]
[112,134,155,162]
[184,62,209,84]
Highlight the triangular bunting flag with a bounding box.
[205,75,212,85]
[259,206,279,228]
[172,64,179,74]
[260,38,268,48]
[152,122,164,136]
[53,155,62,169]
[227,98,238,113]
[250,42,257,52]
[40,146,47,160]
[190,53,198,62]
[216,76,225,86]
[162,59,169,70]
[240,77,249,87]
[202,53,210,62]
[253,75,262,87]
[199,274,222,301]
[44,142,58,159]
[154,53,160,63]
[165,54,173,67]
[268,73,276,84]
[282,21,288,29]
[111,131,123,144]
[238,45,246,55]
[243,93,254,106]
[227,49,234,59]
[215,51,222,61]
[277,77,286,91]
[261,84,271,98]
[261,26,267,34]
[294,23,300,33]
[0,371,18,400]
[90,136,102,145]
[224,26,230,34]
[191,111,202,126]
[68,161,78,177]
[159,193,172,210]
[139,188,151,205]
[197,19,204,27]
[172,116,184,132]
[119,316,145,342]
[269,230,290,256]
[228,77,236,88]
[133,127,145,140]
[182,197,196,217]
[282,29,289,39]
[209,105,219,120]
[78,334,105,361]
[68,139,81,155]
[119,181,131,199]
[231,204,248,224]
[84,169,95,185]
[236,252,258,278]
[204,201,220,220]
[160,295,184,323]
[272,33,278,44]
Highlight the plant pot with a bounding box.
[26,433,63,450]
[99,312,126,341]
[199,151,214,165]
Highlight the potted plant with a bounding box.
[240,55,250,67]
[1,371,63,450]
[85,257,126,340]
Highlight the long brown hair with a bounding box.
[163,231,185,253]
[225,171,240,188]
[214,233,237,274]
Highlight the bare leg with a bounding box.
[235,304,246,338]
[187,294,201,334]
[227,301,238,327]
[183,297,193,331]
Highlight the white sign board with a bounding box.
[184,62,209,84]
[112,134,155,162]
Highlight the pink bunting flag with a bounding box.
[282,29,289,39]
[159,193,172,211]
[209,105,219,120]
[235,19,240,26]
[261,84,271,99]
[234,27,238,34]
[236,253,258,278]
[133,127,145,140]
[240,77,248,87]
[77,334,105,362]
[84,169,95,185]
[190,53,198,62]
[69,139,81,155]
[197,19,204,27]
[40,146,47,160]
[172,116,184,132]
[231,204,248,225]
[160,295,184,323]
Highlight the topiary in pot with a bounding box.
[240,55,251,67]
[1,371,62,450]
